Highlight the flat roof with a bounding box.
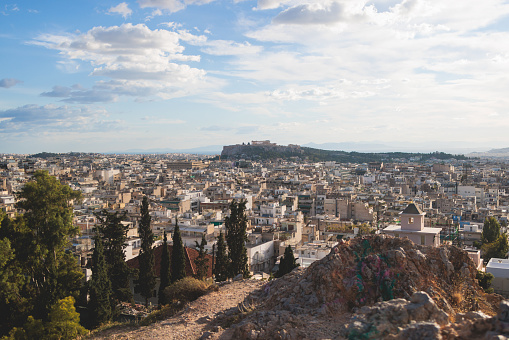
[487,258,509,269]
[383,225,442,234]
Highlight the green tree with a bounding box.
[15,170,83,320]
[88,234,112,328]
[275,245,298,278]
[95,210,132,304]
[482,217,501,244]
[0,236,27,336]
[482,233,509,263]
[134,196,156,307]
[158,231,171,306]
[476,270,495,293]
[170,220,186,284]
[225,200,249,278]
[194,235,208,281]
[45,296,87,340]
[213,231,228,282]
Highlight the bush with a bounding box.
[162,277,210,304]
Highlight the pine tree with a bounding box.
[170,219,186,283]
[95,210,132,305]
[15,170,83,320]
[88,234,112,328]
[214,231,228,282]
[134,196,156,307]
[275,245,298,278]
[225,200,249,278]
[45,296,87,339]
[158,231,171,306]
[194,234,208,281]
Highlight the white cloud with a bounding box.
[0,104,121,133]
[201,40,263,55]
[31,23,214,101]
[137,0,215,13]
[108,2,132,19]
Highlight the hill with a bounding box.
[220,143,468,163]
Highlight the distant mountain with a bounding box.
[468,147,509,158]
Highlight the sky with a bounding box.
[1,0,509,154]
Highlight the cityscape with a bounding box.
[3,0,509,338]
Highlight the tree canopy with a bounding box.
[482,217,501,244]
[275,245,298,278]
[134,196,156,306]
[225,200,249,278]
[214,231,228,282]
[95,210,132,304]
[170,220,186,284]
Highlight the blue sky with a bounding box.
[1,0,509,154]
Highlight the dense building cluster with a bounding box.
[2,152,509,301]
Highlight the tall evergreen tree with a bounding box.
[88,234,112,328]
[170,219,186,283]
[482,216,501,244]
[275,245,298,278]
[158,231,171,306]
[225,200,249,278]
[15,170,83,320]
[134,196,156,307]
[95,210,132,304]
[214,231,228,282]
[194,234,208,281]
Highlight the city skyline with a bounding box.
[1,0,509,154]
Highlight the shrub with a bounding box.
[162,277,209,304]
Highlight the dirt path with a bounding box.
[89,279,265,340]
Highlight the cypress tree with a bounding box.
[170,219,186,283]
[158,231,171,306]
[95,210,132,305]
[194,234,208,281]
[134,196,156,307]
[214,231,228,282]
[275,245,298,278]
[225,200,249,278]
[88,234,112,328]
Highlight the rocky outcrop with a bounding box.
[226,234,503,339]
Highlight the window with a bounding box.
[394,233,399,237]
[409,217,414,224]
[421,235,425,245]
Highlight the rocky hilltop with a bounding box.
[91,235,506,339]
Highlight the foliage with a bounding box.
[275,245,298,278]
[134,196,156,307]
[95,210,133,304]
[15,170,83,320]
[88,234,112,328]
[139,303,181,327]
[482,217,501,244]
[194,235,208,281]
[170,220,186,284]
[214,231,228,282]
[482,234,509,263]
[476,271,495,293]
[1,297,87,340]
[158,232,171,306]
[225,200,250,278]
[162,277,209,304]
[45,296,87,340]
